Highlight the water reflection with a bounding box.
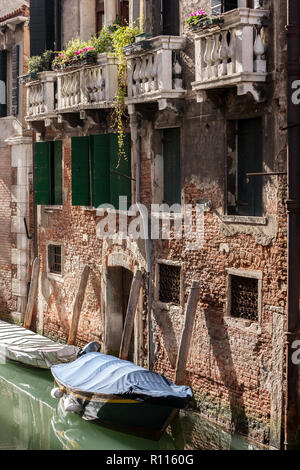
[0,360,263,450]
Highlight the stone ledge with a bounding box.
[222,215,268,226]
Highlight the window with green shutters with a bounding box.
[71,134,132,209]
[34,141,63,205]
[0,50,7,118]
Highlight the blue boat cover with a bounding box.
[51,352,193,408]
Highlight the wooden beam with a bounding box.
[175,280,200,385]
[24,257,40,329]
[68,266,90,345]
[119,270,143,361]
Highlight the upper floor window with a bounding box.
[30,0,61,56]
[162,0,180,36]
[226,117,263,217]
[211,0,259,15]
[0,46,20,118]
[96,0,105,32]
[117,0,129,25]
[0,50,7,118]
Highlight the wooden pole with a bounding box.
[175,280,200,385]
[68,266,90,345]
[24,257,40,329]
[119,270,143,361]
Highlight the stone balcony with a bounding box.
[192,8,269,103]
[25,54,118,131]
[124,36,186,113]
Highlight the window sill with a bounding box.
[222,215,268,226]
[223,316,261,335]
[43,206,63,213]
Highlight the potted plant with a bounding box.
[186,9,224,30]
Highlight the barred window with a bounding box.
[159,264,181,305]
[230,275,259,322]
[48,245,62,275]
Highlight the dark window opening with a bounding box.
[163,128,181,206]
[230,275,259,322]
[48,245,62,275]
[159,264,181,305]
[0,50,7,118]
[211,0,238,15]
[226,117,263,217]
[96,0,105,33]
[30,0,61,56]
[162,0,180,35]
[117,0,129,25]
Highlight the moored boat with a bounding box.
[0,320,79,369]
[51,352,193,440]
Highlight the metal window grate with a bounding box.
[48,245,62,275]
[159,264,181,305]
[230,275,258,322]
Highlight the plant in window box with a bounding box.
[186,9,224,31]
[22,50,56,83]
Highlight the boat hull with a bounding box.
[81,398,178,440]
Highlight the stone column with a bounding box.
[104,0,117,26]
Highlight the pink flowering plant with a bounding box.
[186,9,211,28]
[52,38,98,69]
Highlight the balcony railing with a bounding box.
[56,54,118,112]
[192,8,268,102]
[125,36,186,111]
[26,71,56,121]
[25,54,118,121]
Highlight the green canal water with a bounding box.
[0,359,262,450]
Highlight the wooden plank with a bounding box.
[68,266,90,345]
[119,270,143,361]
[24,258,40,330]
[175,280,200,385]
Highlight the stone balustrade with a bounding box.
[192,8,268,102]
[26,71,57,121]
[25,54,118,121]
[56,54,118,112]
[125,36,186,112]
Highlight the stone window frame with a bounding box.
[225,267,262,334]
[46,241,64,282]
[154,259,184,310]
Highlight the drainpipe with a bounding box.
[132,115,154,370]
[285,0,300,450]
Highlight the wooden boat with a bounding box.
[51,352,193,440]
[0,320,79,369]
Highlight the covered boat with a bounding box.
[51,352,193,440]
[0,320,79,369]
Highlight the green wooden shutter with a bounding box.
[92,134,110,208]
[163,128,181,206]
[53,141,63,205]
[71,137,91,206]
[237,118,262,217]
[34,142,51,205]
[109,134,132,210]
[0,50,7,118]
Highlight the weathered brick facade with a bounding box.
[22,0,292,448]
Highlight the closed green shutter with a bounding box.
[109,134,132,209]
[34,142,51,205]
[53,141,63,205]
[163,128,181,206]
[71,137,91,206]
[0,50,7,118]
[11,45,20,116]
[92,134,110,208]
[237,118,262,217]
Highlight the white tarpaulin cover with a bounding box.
[0,320,79,369]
